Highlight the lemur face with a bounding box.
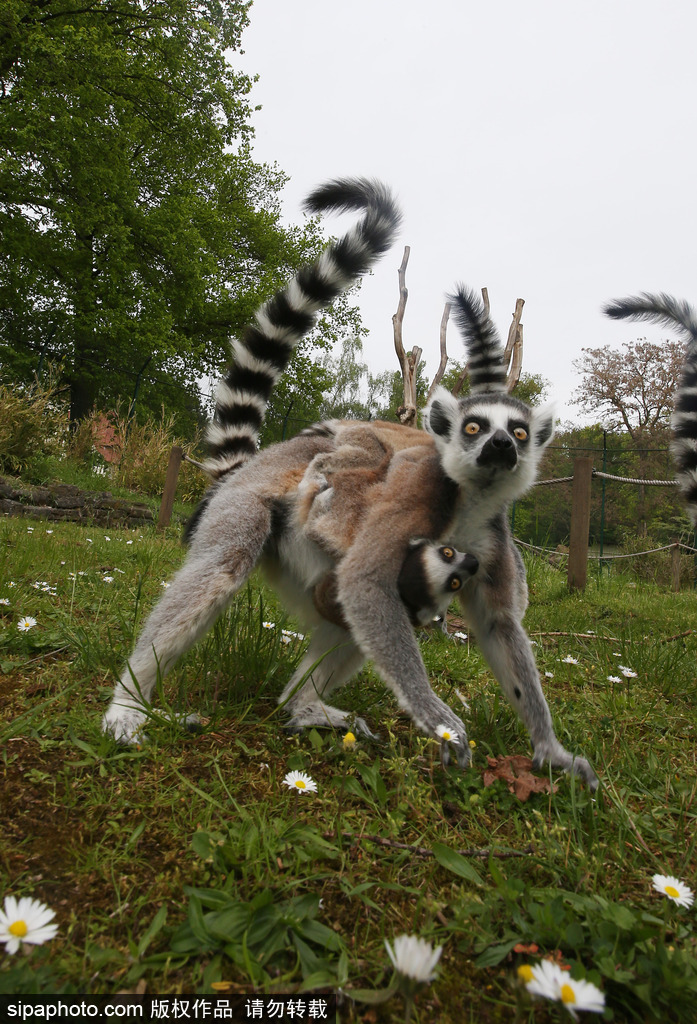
[423,387,555,492]
[398,540,479,626]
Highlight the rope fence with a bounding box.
[592,470,678,487]
[521,454,696,591]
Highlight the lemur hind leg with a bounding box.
[279,620,374,736]
[103,495,273,744]
[461,544,599,789]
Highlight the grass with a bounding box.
[1,513,696,1020]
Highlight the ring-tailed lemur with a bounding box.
[102,178,598,787]
[604,292,697,526]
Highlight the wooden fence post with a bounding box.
[567,457,593,591]
[671,538,681,592]
[157,445,183,530]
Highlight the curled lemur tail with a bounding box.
[604,292,697,527]
[447,286,508,394]
[203,178,402,480]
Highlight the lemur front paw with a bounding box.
[532,747,599,791]
[416,698,470,768]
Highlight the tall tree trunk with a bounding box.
[69,230,99,424]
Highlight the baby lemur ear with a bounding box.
[423,386,461,439]
[531,403,556,448]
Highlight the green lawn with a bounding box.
[1,515,696,1021]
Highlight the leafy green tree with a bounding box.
[0,0,337,432]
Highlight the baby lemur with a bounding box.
[297,429,479,628]
[102,177,598,787]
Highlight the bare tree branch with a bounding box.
[425,301,451,404]
[392,245,421,426]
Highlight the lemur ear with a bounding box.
[423,387,461,439]
[531,403,556,448]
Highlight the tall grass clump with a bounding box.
[0,370,70,474]
[102,405,207,503]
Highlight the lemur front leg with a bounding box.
[461,577,599,789]
[336,551,470,767]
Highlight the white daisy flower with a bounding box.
[0,896,58,955]
[436,724,458,743]
[544,671,554,679]
[102,576,114,584]
[17,616,37,632]
[620,667,637,678]
[607,675,621,683]
[561,656,579,665]
[281,628,305,642]
[160,581,170,589]
[45,530,53,535]
[282,770,317,794]
[126,540,133,545]
[262,621,275,630]
[104,536,111,541]
[0,598,9,606]
[652,874,694,908]
[86,538,93,543]
[523,960,605,1019]
[7,581,16,587]
[524,959,565,1001]
[384,934,442,984]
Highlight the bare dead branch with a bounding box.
[392,245,421,426]
[505,298,525,393]
[425,302,451,404]
[507,322,524,392]
[323,831,534,860]
[503,298,524,365]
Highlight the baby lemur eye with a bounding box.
[449,576,462,590]
[464,422,480,435]
[513,427,528,441]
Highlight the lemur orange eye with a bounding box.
[450,576,462,590]
[465,422,480,435]
[513,427,528,441]
[442,547,454,560]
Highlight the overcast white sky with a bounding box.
[234,0,697,423]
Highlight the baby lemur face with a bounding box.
[312,539,478,631]
[397,539,479,626]
[423,388,555,495]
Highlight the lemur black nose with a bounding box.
[491,430,513,448]
[462,553,479,575]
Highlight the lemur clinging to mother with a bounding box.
[295,430,479,629]
[102,177,598,787]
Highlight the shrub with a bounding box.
[106,405,207,503]
[0,372,70,474]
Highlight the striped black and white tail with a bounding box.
[448,286,508,394]
[203,178,401,479]
[604,292,697,526]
